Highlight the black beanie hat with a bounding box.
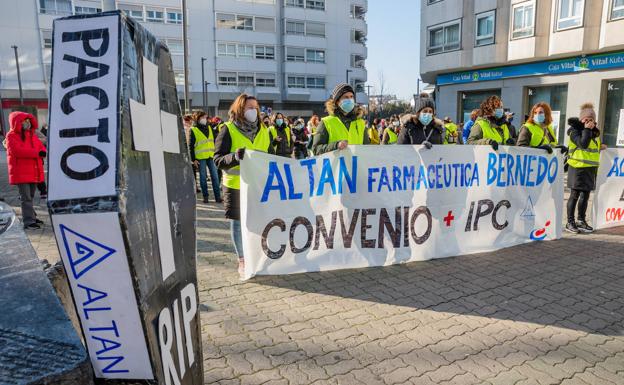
[413,94,435,114]
[331,83,355,103]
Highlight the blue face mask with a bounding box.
[339,98,355,114]
[494,108,505,119]
[276,119,284,126]
[534,113,545,124]
[419,113,433,126]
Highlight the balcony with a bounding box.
[350,4,366,20]
[351,29,367,45]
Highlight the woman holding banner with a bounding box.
[467,95,516,150]
[214,94,275,278]
[517,102,557,153]
[312,83,370,155]
[397,93,445,148]
[565,103,606,234]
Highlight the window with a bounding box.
[351,29,367,44]
[611,0,624,20]
[306,0,325,10]
[217,43,237,57]
[475,11,495,46]
[306,76,325,89]
[306,22,325,37]
[603,80,624,146]
[255,45,275,60]
[556,0,585,30]
[306,49,325,63]
[350,4,366,19]
[237,44,253,58]
[41,30,53,49]
[427,20,461,55]
[216,13,236,29]
[255,17,275,32]
[236,15,253,30]
[238,73,255,86]
[218,72,237,86]
[351,54,365,68]
[256,73,276,87]
[286,0,304,7]
[39,0,71,15]
[166,39,183,55]
[511,1,535,39]
[146,10,164,23]
[286,47,305,62]
[167,11,182,24]
[74,6,100,14]
[174,71,185,86]
[286,21,305,35]
[460,89,501,123]
[119,4,144,20]
[288,76,305,88]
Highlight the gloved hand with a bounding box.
[39,151,47,157]
[235,148,245,161]
[554,145,568,154]
[537,145,553,154]
[422,141,433,149]
[489,140,499,151]
[505,138,516,146]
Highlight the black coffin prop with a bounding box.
[47,11,202,384]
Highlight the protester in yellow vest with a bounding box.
[368,124,380,145]
[214,94,275,278]
[467,95,516,150]
[312,83,370,155]
[443,117,459,144]
[381,119,399,145]
[517,102,564,154]
[565,103,607,235]
[269,112,293,158]
[190,111,222,204]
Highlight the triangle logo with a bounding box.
[520,196,536,219]
[59,224,116,280]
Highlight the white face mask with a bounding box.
[244,108,258,123]
[199,118,207,125]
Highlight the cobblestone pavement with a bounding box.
[2,149,623,384]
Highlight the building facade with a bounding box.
[0,0,184,134]
[187,0,368,118]
[420,0,624,146]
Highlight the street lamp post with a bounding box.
[204,81,210,114]
[201,57,207,110]
[11,46,23,105]
[346,69,353,85]
[182,0,190,113]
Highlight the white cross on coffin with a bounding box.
[129,56,180,281]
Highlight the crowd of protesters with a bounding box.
[175,84,607,277]
[1,82,608,278]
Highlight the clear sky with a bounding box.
[365,0,421,101]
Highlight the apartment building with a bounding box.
[420,0,624,146]
[187,0,368,117]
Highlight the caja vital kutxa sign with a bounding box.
[47,11,202,384]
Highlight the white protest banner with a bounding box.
[592,148,624,229]
[240,145,564,280]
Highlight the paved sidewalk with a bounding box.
[2,149,623,385]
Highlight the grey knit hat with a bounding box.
[413,95,435,114]
[331,83,355,103]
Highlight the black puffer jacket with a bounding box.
[397,116,445,145]
[567,117,600,191]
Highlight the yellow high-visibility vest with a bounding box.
[568,136,601,169]
[322,116,366,145]
[191,126,215,160]
[476,118,510,144]
[222,121,272,190]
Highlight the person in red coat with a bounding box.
[5,111,46,229]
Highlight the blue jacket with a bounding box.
[462,120,475,144]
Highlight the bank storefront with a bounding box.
[436,51,624,147]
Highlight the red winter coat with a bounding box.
[6,111,46,185]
